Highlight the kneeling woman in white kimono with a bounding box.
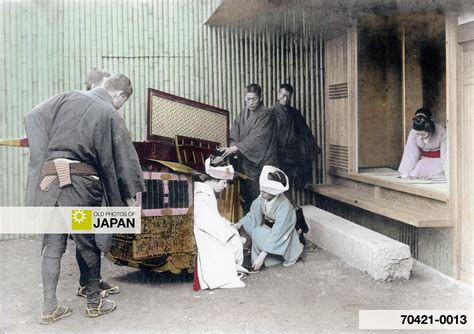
[236,166,303,271]
[193,157,248,290]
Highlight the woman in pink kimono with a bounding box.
[398,108,448,180]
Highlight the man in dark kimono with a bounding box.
[221,84,277,212]
[270,84,320,192]
[73,68,120,301]
[270,84,320,244]
[25,74,145,323]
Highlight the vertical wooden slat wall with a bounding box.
[218,9,326,205]
[0,1,324,240]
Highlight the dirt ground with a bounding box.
[0,237,472,334]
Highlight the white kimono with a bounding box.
[398,123,448,180]
[193,182,245,289]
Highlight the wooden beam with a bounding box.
[457,21,474,44]
[0,138,29,147]
[329,170,448,202]
[307,184,452,228]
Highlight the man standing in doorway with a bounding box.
[220,83,277,213]
[25,74,145,323]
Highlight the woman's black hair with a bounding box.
[209,152,229,167]
[267,170,287,187]
[412,108,435,133]
[194,153,232,183]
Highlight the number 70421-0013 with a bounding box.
[359,310,473,330]
[401,314,467,325]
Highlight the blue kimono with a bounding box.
[241,194,303,267]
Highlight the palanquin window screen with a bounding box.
[147,88,229,147]
[136,172,193,217]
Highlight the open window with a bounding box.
[357,12,447,196]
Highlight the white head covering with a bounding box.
[204,157,234,180]
[259,165,289,195]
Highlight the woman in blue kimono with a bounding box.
[236,166,303,270]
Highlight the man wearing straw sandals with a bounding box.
[25,74,145,324]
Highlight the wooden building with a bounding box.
[206,0,473,282]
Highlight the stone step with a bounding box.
[302,205,413,281]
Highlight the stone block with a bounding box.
[302,205,413,281]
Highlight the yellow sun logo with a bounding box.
[71,209,92,230]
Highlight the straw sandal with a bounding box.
[77,280,119,298]
[40,306,73,325]
[85,298,116,318]
[99,280,120,296]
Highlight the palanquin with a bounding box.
[109,89,241,273]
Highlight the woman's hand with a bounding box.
[233,221,242,229]
[125,197,137,207]
[252,251,267,270]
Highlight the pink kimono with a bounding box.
[398,123,448,180]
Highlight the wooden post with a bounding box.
[446,12,460,279]
[456,13,474,283]
[401,24,407,145]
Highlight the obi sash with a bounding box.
[421,150,441,158]
[263,217,275,228]
[40,159,98,191]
